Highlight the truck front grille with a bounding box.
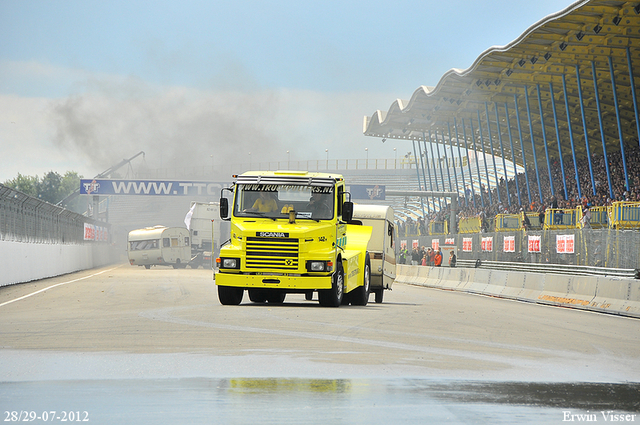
[245,237,299,270]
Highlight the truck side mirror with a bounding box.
[220,198,229,220]
[342,201,353,222]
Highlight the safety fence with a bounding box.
[399,228,640,270]
[0,184,109,244]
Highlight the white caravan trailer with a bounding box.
[128,226,191,269]
[352,205,396,303]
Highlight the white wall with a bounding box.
[0,241,120,287]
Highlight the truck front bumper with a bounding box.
[215,271,332,290]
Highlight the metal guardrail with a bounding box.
[455,259,639,279]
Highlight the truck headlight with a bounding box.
[218,257,240,269]
[306,261,333,272]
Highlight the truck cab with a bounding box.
[215,171,372,307]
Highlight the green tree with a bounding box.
[3,173,39,197]
[39,171,63,203]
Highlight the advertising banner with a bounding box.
[528,235,542,253]
[84,223,108,242]
[350,184,385,200]
[431,239,440,251]
[481,236,493,252]
[556,234,575,254]
[412,239,420,249]
[462,238,473,252]
[80,179,223,196]
[503,235,515,253]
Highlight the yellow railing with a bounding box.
[543,208,577,230]
[576,205,609,229]
[609,201,640,229]
[458,217,482,234]
[495,214,521,232]
[429,221,448,235]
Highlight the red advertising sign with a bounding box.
[481,236,493,252]
[462,238,473,252]
[503,235,515,253]
[556,234,575,254]
[528,235,541,253]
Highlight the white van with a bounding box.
[128,226,191,269]
[352,205,396,303]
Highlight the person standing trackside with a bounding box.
[449,250,456,267]
[411,248,420,265]
[434,248,443,267]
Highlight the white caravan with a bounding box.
[352,205,396,303]
[128,226,191,269]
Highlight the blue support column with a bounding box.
[609,56,630,194]
[576,64,597,197]
[421,132,436,212]
[447,121,460,194]
[461,118,477,209]
[524,86,544,204]
[483,103,502,204]
[536,84,555,198]
[514,94,533,205]
[493,102,511,206]
[476,110,493,205]
[412,140,426,217]
[417,137,429,211]
[434,131,450,193]
[628,47,640,148]
[562,74,582,199]
[504,101,522,206]
[549,82,568,200]
[469,117,486,208]
[453,118,468,207]
[438,130,454,192]
[428,130,443,210]
[591,61,614,199]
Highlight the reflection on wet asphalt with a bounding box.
[2,379,638,424]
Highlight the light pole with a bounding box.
[394,147,397,168]
[325,149,328,169]
[287,150,290,169]
[249,152,251,169]
[365,148,369,169]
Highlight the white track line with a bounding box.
[0,265,121,307]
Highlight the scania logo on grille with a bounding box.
[257,232,289,237]
[285,259,293,266]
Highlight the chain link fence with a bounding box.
[399,228,640,270]
[0,184,107,244]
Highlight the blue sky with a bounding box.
[0,0,577,181]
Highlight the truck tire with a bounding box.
[248,289,267,303]
[218,285,243,305]
[304,291,313,301]
[319,261,344,307]
[350,253,371,306]
[266,291,286,304]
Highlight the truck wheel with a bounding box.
[374,289,384,303]
[266,291,286,304]
[248,289,267,303]
[319,261,343,307]
[218,286,243,305]
[350,254,371,306]
[304,291,313,301]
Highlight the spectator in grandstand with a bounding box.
[521,209,531,231]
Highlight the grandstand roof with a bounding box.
[363,0,640,166]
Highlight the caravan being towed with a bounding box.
[352,205,396,303]
[128,226,191,269]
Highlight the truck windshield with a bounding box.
[234,184,334,220]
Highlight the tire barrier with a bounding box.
[396,264,640,319]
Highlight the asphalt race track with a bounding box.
[1,264,639,424]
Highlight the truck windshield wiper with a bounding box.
[242,211,277,221]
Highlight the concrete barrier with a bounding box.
[0,240,120,287]
[396,264,640,319]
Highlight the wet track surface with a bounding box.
[1,265,639,424]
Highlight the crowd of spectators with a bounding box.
[396,141,640,237]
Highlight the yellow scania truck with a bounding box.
[214,171,372,307]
